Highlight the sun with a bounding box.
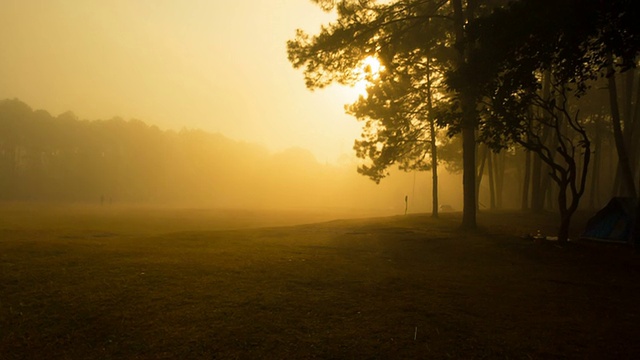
[353,56,384,97]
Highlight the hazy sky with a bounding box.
[0,1,364,163]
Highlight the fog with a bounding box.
[0,99,463,215]
[0,2,469,217]
[0,1,358,164]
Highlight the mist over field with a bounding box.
[3,1,640,358]
[0,99,463,215]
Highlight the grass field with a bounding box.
[1,205,640,359]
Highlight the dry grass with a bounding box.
[1,205,639,359]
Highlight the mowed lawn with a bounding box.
[1,205,640,359]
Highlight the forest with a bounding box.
[288,0,640,241]
[0,98,447,212]
[0,91,630,217]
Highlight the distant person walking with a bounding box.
[405,195,408,215]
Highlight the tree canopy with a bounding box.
[289,0,640,236]
[288,0,509,228]
[448,0,640,240]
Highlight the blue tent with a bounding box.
[581,197,638,244]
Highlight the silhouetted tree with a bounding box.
[451,0,640,241]
[288,0,509,228]
[347,52,448,216]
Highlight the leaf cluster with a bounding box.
[288,0,458,182]
[452,0,640,150]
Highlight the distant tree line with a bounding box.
[0,99,259,204]
[0,98,428,210]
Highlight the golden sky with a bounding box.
[0,0,364,163]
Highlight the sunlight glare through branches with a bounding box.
[353,56,384,97]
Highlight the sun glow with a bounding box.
[353,56,384,97]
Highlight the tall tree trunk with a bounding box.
[476,144,488,210]
[558,208,571,244]
[522,147,532,210]
[589,118,602,209]
[622,69,638,189]
[630,70,640,182]
[633,123,640,184]
[531,149,544,212]
[462,123,477,228]
[623,69,634,138]
[488,150,496,209]
[546,84,569,212]
[545,176,554,211]
[431,148,439,218]
[540,148,556,211]
[532,71,552,212]
[633,179,640,246]
[607,59,637,198]
[426,57,439,218]
[495,151,505,208]
[453,0,477,229]
[429,134,438,218]
[556,142,591,243]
